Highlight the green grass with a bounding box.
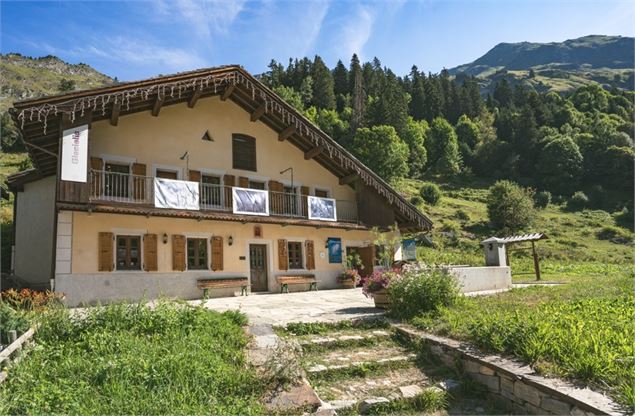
[0,301,265,415]
[411,272,635,410]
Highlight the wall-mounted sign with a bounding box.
[232,187,269,216]
[60,124,89,183]
[402,239,417,261]
[154,178,200,210]
[327,237,342,263]
[308,196,337,221]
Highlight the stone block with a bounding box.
[399,384,423,398]
[513,382,542,407]
[541,397,571,415]
[479,365,496,376]
[359,397,390,414]
[500,375,514,393]
[525,402,544,415]
[463,359,481,374]
[438,379,460,391]
[472,373,500,393]
[329,400,356,410]
[570,406,595,416]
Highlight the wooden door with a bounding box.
[357,246,375,278]
[249,244,268,292]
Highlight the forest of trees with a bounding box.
[260,55,634,212]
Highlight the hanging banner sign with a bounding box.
[154,178,200,210]
[327,237,342,263]
[402,239,417,261]
[232,187,270,216]
[308,196,337,221]
[60,124,89,183]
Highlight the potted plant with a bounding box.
[337,269,360,289]
[362,269,400,309]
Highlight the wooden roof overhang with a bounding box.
[10,65,432,231]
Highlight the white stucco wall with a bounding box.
[14,175,56,288]
[449,266,512,293]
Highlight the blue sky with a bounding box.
[1,0,634,81]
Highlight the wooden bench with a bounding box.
[276,275,317,293]
[197,277,249,298]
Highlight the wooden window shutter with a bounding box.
[143,234,158,271]
[172,235,186,271]
[211,236,223,271]
[224,174,235,209]
[189,170,201,182]
[269,180,283,212]
[98,232,114,272]
[278,239,288,271]
[90,158,103,197]
[305,240,315,270]
[132,163,146,201]
[238,176,249,188]
[301,186,310,217]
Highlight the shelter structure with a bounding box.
[480,233,548,280]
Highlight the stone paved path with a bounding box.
[195,288,385,325]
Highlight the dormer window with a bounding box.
[232,134,256,171]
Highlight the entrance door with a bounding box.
[357,246,375,278]
[249,244,268,292]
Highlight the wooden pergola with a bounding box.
[500,233,548,280]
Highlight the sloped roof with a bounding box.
[9,65,432,231]
[481,233,548,245]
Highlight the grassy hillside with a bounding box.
[394,176,633,278]
[0,53,115,112]
[450,35,635,93]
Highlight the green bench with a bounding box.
[197,277,249,298]
[276,275,317,293]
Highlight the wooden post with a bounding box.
[531,241,541,281]
[8,330,17,344]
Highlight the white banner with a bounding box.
[308,196,337,221]
[232,187,269,216]
[61,124,89,182]
[154,178,200,210]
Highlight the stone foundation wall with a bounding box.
[394,325,624,416]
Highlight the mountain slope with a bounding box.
[450,35,634,93]
[0,53,115,112]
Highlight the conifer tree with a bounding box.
[333,60,349,96]
[349,54,365,130]
[310,56,336,110]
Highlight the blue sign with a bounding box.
[327,237,342,263]
[402,239,417,261]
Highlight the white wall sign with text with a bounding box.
[61,124,89,183]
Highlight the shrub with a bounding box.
[486,180,535,232]
[567,191,589,211]
[419,182,442,205]
[454,209,470,221]
[388,266,460,319]
[596,226,632,244]
[1,288,64,311]
[0,303,29,344]
[410,195,424,205]
[362,269,400,297]
[534,191,552,209]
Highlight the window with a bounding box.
[187,238,208,270]
[287,241,303,269]
[201,175,222,207]
[315,189,329,198]
[232,134,257,171]
[248,180,265,190]
[116,235,141,270]
[105,163,130,198]
[156,169,178,179]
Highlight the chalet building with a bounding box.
[7,65,432,306]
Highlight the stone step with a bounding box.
[300,330,391,348]
[307,353,416,374]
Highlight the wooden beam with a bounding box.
[221,84,235,101]
[24,141,58,158]
[250,103,266,122]
[278,126,296,141]
[110,102,121,126]
[188,89,202,108]
[339,173,358,186]
[151,96,163,117]
[304,146,323,160]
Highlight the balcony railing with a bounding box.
[89,170,358,223]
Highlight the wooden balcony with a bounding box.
[86,170,359,223]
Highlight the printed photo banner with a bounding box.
[154,178,200,210]
[327,237,342,263]
[232,187,270,216]
[60,124,89,183]
[402,239,417,261]
[308,196,337,222]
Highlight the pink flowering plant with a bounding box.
[362,269,401,297]
[337,269,361,284]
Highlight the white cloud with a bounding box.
[337,4,375,59]
[155,0,246,40]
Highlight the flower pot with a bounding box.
[372,288,390,309]
[341,279,357,289]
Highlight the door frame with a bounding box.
[245,239,273,292]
